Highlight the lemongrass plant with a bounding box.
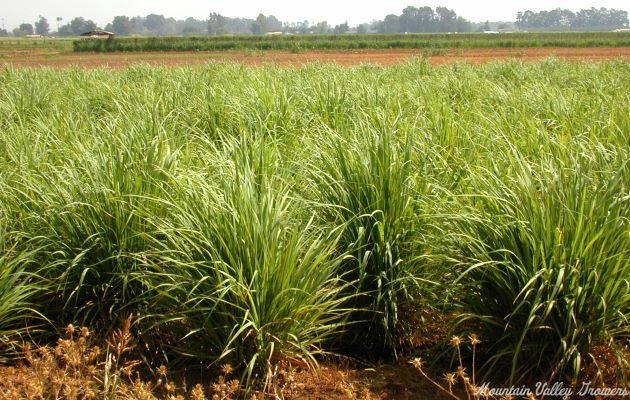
[305,117,434,359]
[0,229,50,359]
[1,128,178,334]
[451,139,630,385]
[140,133,354,389]
[0,58,628,391]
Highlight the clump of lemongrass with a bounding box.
[452,143,630,385]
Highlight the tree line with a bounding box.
[3,5,628,37]
[516,7,628,30]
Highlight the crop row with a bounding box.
[0,58,629,391]
[72,31,630,52]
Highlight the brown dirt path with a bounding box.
[2,47,629,69]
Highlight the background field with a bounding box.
[1,32,630,69]
[70,32,630,52]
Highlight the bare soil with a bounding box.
[2,47,629,69]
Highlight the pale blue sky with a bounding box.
[2,1,629,31]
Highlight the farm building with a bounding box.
[80,30,115,39]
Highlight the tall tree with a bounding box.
[67,17,96,35]
[379,15,400,33]
[160,17,178,35]
[417,6,436,32]
[315,21,330,34]
[517,7,627,30]
[296,20,310,34]
[435,7,457,32]
[110,15,132,36]
[456,16,472,32]
[14,23,34,36]
[208,12,228,35]
[252,13,267,34]
[266,15,282,32]
[144,14,166,34]
[181,17,205,35]
[400,6,419,32]
[333,21,349,34]
[35,16,49,35]
[130,17,146,34]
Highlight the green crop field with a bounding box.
[0,58,629,397]
[72,31,630,52]
[0,36,75,52]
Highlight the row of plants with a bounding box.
[72,31,630,52]
[0,58,629,395]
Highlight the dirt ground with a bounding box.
[2,47,630,69]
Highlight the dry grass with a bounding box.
[0,317,627,399]
[0,310,457,400]
[0,316,241,400]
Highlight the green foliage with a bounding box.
[307,120,432,359]
[72,32,630,53]
[0,59,628,389]
[451,142,630,384]
[141,134,352,388]
[0,220,49,358]
[1,134,176,332]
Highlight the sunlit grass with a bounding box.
[0,58,628,390]
[449,130,630,385]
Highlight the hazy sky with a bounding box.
[2,1,629,31]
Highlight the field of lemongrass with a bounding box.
[0,58,628,398]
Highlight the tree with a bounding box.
[144,14,166,34]
[574,7,628,29]
[57,25,73,36]
[181,17,205,35]
[55,17,96,36]
[333,21,349,34]
[228,17,254,34]
[556,9,576,29]
[379,14,400,33]
[35,16,49,36]
[400,6,419,32]
[417,6,436,32]
[435,7,457,32]
[315,21,330,34]
[130,17,146,35]
[14,23,34,36]
[160,17,178,35]
[208,12,228,35]
[266,15,282,32]
[67,17,96,35]
[356,24,369,34]
[456,16,472,32]
[296,20,310,34]
[252,13,267,34]
[517,7,627,30]
[110,15,132,36]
